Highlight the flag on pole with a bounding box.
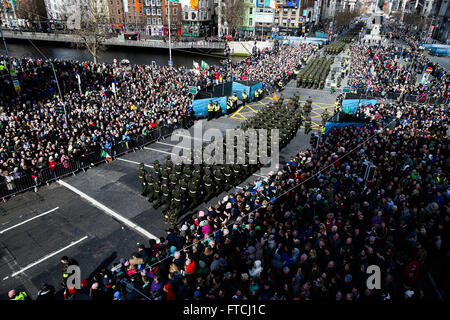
[190,0,198,9]
[268,0,278,9]
[193,60,200,70]
[201,60,209,69]
[101,150,113,162]
[135,0,140,13]
[123,0,129,13]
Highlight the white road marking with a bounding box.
[117,158,153,168]
[155,141,191,150]
[0,207,59,234]
[252,173,266,178]
[235,186,243,189]
[6,236,89,279]
[57,180,159,241]
[173,133,204,143]
[143,146,177,155]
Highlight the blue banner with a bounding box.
[192,96,227,118]
[325,122,366,135]
[342,99,377,114]
[232,82,251,101]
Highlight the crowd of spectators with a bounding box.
[0,43,313,187]
[58,97,448,301]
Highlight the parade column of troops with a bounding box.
[138,93,317,226]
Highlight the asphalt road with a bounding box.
[0,83,335,299]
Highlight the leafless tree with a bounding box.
[15,0,47,29]
[73,0,112,64]
[333,7,362,29]
[222,0,248,36]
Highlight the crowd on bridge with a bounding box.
[0,42,314,191]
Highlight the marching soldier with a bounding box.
[203,174,215,203]
[188,179,200,211]
[223,164,234,191]
[146,171,156,202]
[152,183,162,209]
[171,186,183,217]
[304,96,313,114]
[138,163,148,196]
[160,183,171,214]
[304,114,312,134]
[321,109,330,127]
[169,172,177,188]
[153,160,162,181]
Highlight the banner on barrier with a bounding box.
[342,99,377,114]
[192,96,227,118]
[324,122,366,135]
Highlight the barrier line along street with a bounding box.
[57,180,159,241]
[117,158,154,168]
[0,207,59,234]
[7,236,88,279]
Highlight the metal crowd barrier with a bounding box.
[0,124,180,201]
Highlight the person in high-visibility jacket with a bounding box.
[257,88,263,100]
[214,101,221,118]
[226,97,233,114]
[254,89,259,100]
[208,101,214,120]
[334,101,340,114]
[61,256,78,288]
[8,289,29,300]
[278,80,283,91]
[242,91,248,105]
[232,92,238,109]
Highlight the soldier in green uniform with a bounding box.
[203,174,215,203]
[171,185,184,217]
[304,96,313,115]
[223,164,234,191]
[152,183,162,209]
[169,171,177,188]
[137,163,148,196]
[188,179,200,211]
[160,183,171,214]
[304,114,312,134]
[321,109,330,127]
[146,171,156,202]
[153,160,162,181]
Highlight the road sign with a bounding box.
[426,67,433,73]
[189,86,197,94]
[343,86,350,93]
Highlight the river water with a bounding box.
[1,39,241,67]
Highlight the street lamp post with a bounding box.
[167,0,172,66]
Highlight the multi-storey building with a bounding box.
[162,0,181,36]
[255,0,274,39]
[143,0,163,35]
[238,0,256,37]
[273,0,301,36]
[182,0,214,37]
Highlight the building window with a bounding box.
[202,11,207,19]
[192,12,196,19]
[118,9,121,14]
[185,12,188,19]
[249,8,253,14]
[249,18,253,25]
[156,0,161,6]
[173,7,177,15]
[157,9,161,15]
[152,18,157,24]
[152,8,155,15]
[158,18,162,24]
[151,0,155,5]
[146,9,151,15]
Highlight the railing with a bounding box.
[0,124,179,201]
[2,30,227,50]
[345,90,449,106]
